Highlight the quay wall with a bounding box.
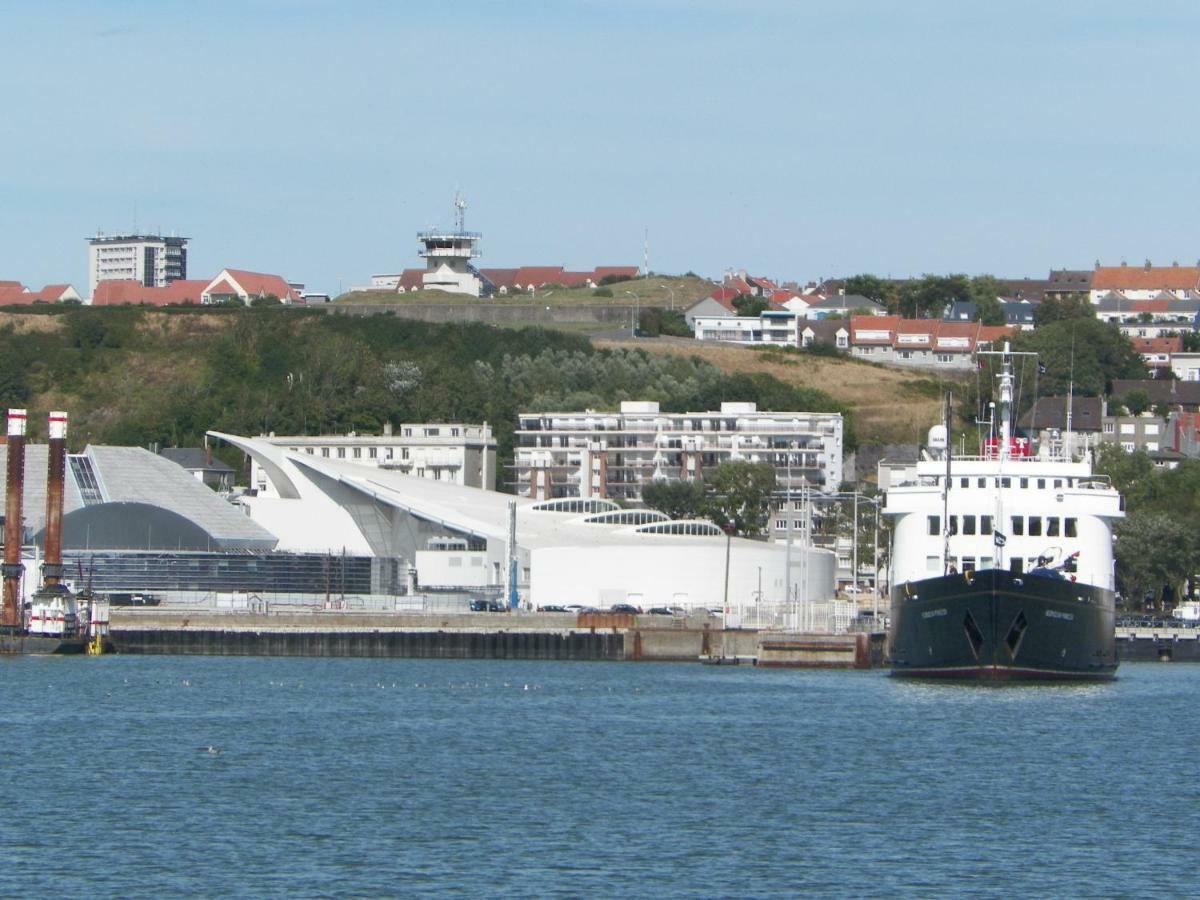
[1116,629,1200,663]
[117,628,625,660]
[108,610,885,666]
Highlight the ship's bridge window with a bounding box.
[1065,518,1078,538]
[981,515,993,534]
[1037,478,1046,489]
[1054,479,1063,488]
[1000,477,1011,488]
[963,515,977,535]
[961,557,977,574]
[960,477,969,488]
[948,516,958,535]
[927,515,940,536]
[1012,516,1024,536]
[1020,477,1029,489]
[1047,517,1060,537]
[1028,516,1043,537]
[977,478,986,488]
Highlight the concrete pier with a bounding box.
[108,608,886,667]
[1116,627,1200,662]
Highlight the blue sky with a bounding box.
[2,0,1197,293]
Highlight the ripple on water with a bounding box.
[0,657,1194,897]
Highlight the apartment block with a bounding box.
[249,423,497,494]
[87,233,188,297]
[514,400,843,503]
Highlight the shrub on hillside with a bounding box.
[592,287,613,298]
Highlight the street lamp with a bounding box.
[783,442,796,615]
[659,283,676,311]
[624,290,640,337]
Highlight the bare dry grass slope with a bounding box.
[597,338,962,445]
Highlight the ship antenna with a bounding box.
[1065,324,1076,460]
[943,391,953,575]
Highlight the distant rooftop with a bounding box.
[89,233,188,244]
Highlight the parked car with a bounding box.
[538,605,568,613]
[469,599,505,612]
[645,607,673,615]
[610,603,642,615]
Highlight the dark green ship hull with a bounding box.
[889,569,1117,680]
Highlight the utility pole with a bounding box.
[784,443,793,614]
[852,491,859,599]
[507,500,519,610]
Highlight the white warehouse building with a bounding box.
[212,431,835,616]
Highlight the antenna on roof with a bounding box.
[454,191,467,233]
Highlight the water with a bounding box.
[1,657,1197,898]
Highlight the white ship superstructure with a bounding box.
[887,343,1123,592]
[887,454,1122,591]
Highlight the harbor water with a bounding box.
[1,657,1196,897]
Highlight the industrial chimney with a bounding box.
[41,411,68,588]
[2,409,27,629]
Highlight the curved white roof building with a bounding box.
[211,432,836,613]
[0,443,276,551]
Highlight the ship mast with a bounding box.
[942,392,952,575]
[997,342,1014,462]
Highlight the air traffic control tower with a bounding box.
[417,195,483,297]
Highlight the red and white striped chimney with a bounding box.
[3,409,27,627]
[41,411,68,588]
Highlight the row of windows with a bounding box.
[531,498,619,514]
[301,446,381,459]
[928,515,1078,538]
[402,427,461,437]
[636,521,724,536]
[947,476,1072,489]
[1103,422,1159,435]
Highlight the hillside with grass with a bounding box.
[0,306,854,485]
[334,274,713,308]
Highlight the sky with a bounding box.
[2,0,1198,294]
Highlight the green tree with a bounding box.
[1011,318,1145,396]
[842,274,895,309]
[637,308,690,337]
[641,479,707,519]
[1113,512,1200,609]
[1120,390,1151,416]
[896,274,971,319]
[704,461,776,535]
[967,276,1008,325]
[732,294,768,317]
[1033,295,1095,326]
